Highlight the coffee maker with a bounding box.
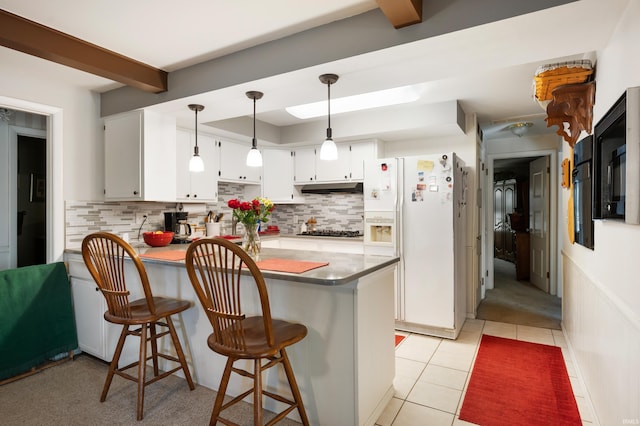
[164,212,191,244]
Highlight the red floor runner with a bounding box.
[394,335,405,346]
[459,334,581,426]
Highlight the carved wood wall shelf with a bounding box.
[546,81,596,147]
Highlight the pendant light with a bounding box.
[188,104,205,172]
[246,91,263,167]
[319,73,339,161]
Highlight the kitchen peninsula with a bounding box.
[65,243,399,426]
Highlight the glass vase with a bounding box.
[242,223,261,260]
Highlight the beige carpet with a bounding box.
[0,354,302,426]
[477,259,562,329]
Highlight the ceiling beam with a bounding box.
[0,9,167,93]
[376,0,423,29]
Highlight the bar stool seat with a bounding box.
[186,237,309,426]
[82,232,195,421]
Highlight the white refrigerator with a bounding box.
[364,153,468,339]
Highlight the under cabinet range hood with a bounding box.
[301,182,363,194]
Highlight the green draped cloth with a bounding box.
[0,262,78,380]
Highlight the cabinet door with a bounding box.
[177,129,218,202]
[70,277,106,359]
[262,149,299,202]
[104,110,176,201]
[175,129,192,201]
[104,112,142,199]
[349,142,378,181]
[189,133,218,201]
[218,139,261,183]
[315,144,350,182]
[293,147,316,183]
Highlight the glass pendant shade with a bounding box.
[246,145,263,167]
[246,91,263,167]
[188,104,205,172]
[189,152,205,172]
[320,131,338,161]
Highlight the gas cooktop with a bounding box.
[297,230,362,238]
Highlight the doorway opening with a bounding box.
[0,96,62,271]
[478,154,561,329]
[17,135,47,266]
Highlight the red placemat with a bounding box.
[139,250,187,261]
[254,258,328,274]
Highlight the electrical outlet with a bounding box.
[135,213,147,224]
[294,215,299,225]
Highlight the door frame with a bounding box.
[1,95,64,266]
[483,148,558,296]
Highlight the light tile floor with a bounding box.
[376,319,596,426]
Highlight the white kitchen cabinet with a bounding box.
[293,140,380,184]
[67,253,141,365]
[349,140,380,181]
[315,144,351,182]
[104,110,176,201]
[70,276,106,359]
[293,147,316,183]
[218,139,261,184]
[262,148,303,203]
[176,128,218,202]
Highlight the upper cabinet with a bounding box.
[217,139,261,184]
[293,147,317,183]
[293,140,381,184]
[349,141,380,181]
[262,148,303,203]
[176,128,218,202]
[104,110,176,201]
[315,144,351,182]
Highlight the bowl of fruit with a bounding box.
[142,231,174,247]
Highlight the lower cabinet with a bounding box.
[67,254,139,365]
[70,276,106,359]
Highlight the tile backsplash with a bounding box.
[65,182,364,247]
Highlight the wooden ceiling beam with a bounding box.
[0,9,167,93]
[376,0,423,29]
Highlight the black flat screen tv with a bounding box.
[593,87,640,224]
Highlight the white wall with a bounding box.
[0,48,105,262]
[562,1,640,423]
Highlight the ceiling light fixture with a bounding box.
[286,85,419,119]
[319,73,339,161]
[246,91,263,167]
[188,104,205,172]
[508,122,533,137]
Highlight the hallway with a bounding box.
[476,259,561,329]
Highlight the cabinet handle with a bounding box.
[133,190,139,195]
[193,194,197,198]
[186,194,190,198]
[95,287,99,292]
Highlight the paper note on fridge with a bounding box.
[417,160,434,172]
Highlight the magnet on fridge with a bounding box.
[429,185,438,192]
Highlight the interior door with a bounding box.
[529,156,550,292]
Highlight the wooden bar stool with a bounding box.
[185,238,309,426]
[82,232,195,421]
